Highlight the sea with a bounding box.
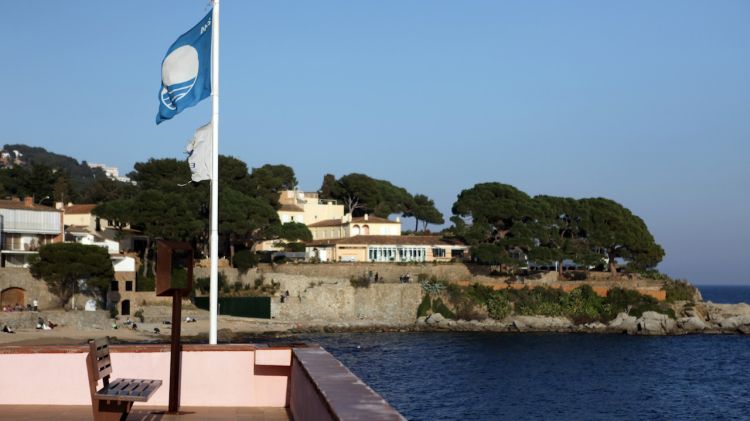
[290,285,750,420]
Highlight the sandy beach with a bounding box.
[0,315,298,346]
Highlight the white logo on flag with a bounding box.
[160,45,200,110]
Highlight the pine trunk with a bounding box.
[142,237,151,277]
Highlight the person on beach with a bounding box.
[32,299,38,312]
[2,324,14,333]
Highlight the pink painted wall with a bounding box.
[0,347,291,407]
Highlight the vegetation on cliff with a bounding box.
[420,279,683,323]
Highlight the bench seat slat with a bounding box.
[95,378,163,402]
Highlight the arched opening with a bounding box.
[362,225,370,235]
[121,299,130,316]
[1,287,26,308]
[352,225,360,236]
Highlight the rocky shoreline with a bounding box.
[256,301,750,337]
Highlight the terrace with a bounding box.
[0,342,404,420]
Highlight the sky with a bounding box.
[1,1,748,284]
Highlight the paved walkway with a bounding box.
[0,405,291,421]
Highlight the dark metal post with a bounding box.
[168,290,182,413]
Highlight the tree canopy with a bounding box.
[404,194,444,231]
[451,183,664,273]
[29,243,114,306]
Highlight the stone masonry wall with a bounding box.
[0,268,59,310]
[271,276,423,324]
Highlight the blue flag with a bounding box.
[156,10,212,124]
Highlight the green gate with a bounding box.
[194,296,271,319]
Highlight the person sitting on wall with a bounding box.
[36,317,45,329]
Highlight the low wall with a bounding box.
[290,347,404,421]
[0,344,292,407]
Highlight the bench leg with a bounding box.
[92,399,133,421]
[87,352,134,421]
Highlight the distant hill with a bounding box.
[2,143,108,194]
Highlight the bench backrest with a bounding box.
[88,337,113,385]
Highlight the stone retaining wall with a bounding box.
[0,268,59,310]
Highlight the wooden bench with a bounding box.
[86,337,162,421]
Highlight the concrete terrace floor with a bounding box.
[0,406,291,421]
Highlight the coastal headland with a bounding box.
[2,262,748,345]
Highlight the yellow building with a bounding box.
[308,213,401,240]
[277,190,344,225]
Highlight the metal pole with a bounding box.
[168,290,182,412]
[209,0,220,345]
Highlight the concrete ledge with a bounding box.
[291,347,404,421]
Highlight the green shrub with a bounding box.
[350,275,371,288]
[417,295,432,317]
[432,298,455,319]
[285,242,306,252]
[134,309,145,323]
[603,287,669,318]
[562,271,588,281]
[136,271,155,292]
[109,306,118,319]
[639,269,671,281]
[273,255,288,264]
[233,250,258,274]
[195,272,228,294]
[487,291,512,319]
[564,285,604,323]
[509,287,566,316]
[662,279,696,302]
[465,283,495,305]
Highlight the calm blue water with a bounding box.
[698,285,750,304]
[302,332,750,421]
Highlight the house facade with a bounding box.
[0,197,63,267]
[277,190,344,225]
[308,214,401,241]
[307,235,469,263]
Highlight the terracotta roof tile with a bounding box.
[63,204,97,214]
[0,199,61,212]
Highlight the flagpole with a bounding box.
[209,0,220,345]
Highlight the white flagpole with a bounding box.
[209,0,220,345]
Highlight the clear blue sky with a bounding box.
[1,1,748,284]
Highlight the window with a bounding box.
[110,280,118,292]
[125,281,133,291]
[433,248,446,258]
